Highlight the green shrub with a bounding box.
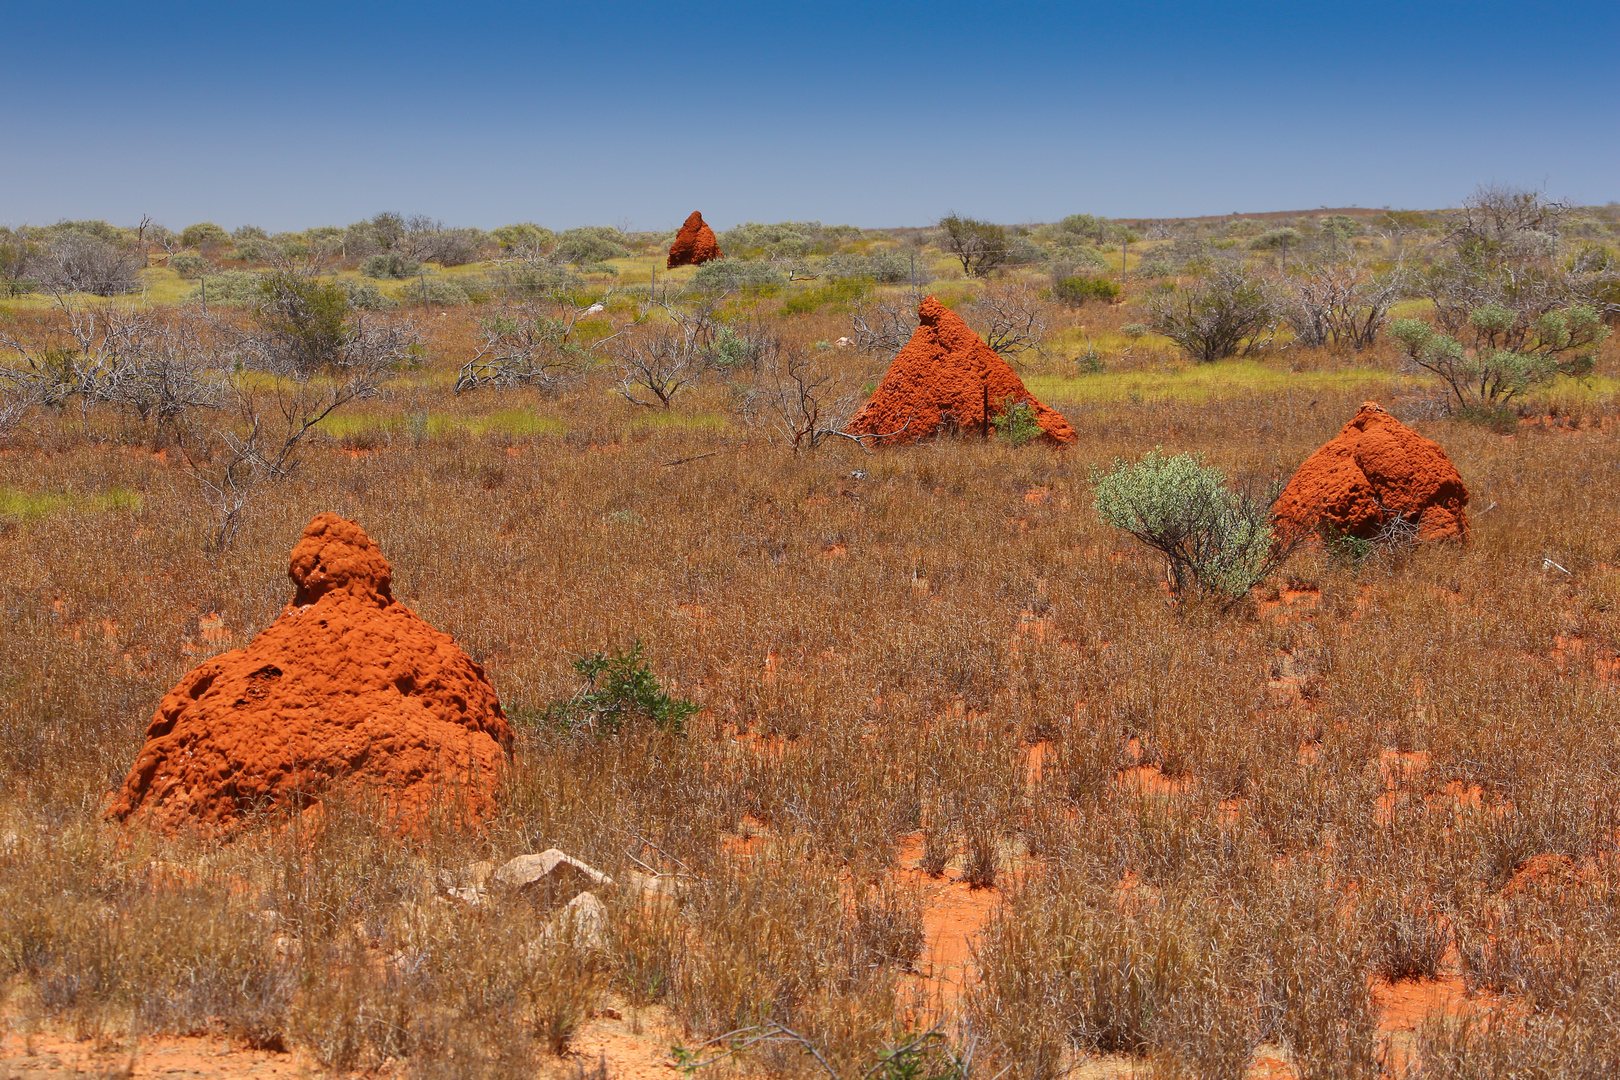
[1049,246,1110,273]
[339,280,398,311]
[820,253,915,284]
[1074,342,1105,374]
[703,326,771,371]
[719,221,865,259]
[1568,241,1618,275]
[939,214,1012,278]
[227,238,276,263]
[1391,305,1608,413]
[179,222,230,248]
[362,252,422,279]
[186,270,266,304]
[1092,450,1289,603]
[169,252,210,279]
[1323,527,1375,566]
[397,275,492,306]
[1250,227,1301,252]
[779,279,867,315]
[491,223,555,256]
[251,271,353,374]
[720,221,813,259]
[992,397,1043,448]
[487,259,586,299]
[691,259,786,293]
[1146,265,1275,363]
[540,641,697,736]
[1319,214,1363,246]
[1051,275,1121,307]
[554,226,630,265]
[1056,213,1110,243]
[1131,257,1178,279]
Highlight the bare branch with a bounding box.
[740,342,875,452]
[0,297,226,430]
[848,299,915,359]
[967,281,1049,362]
[457,290,626,394]
[1279,259,1404,351]
[609,296,718,409]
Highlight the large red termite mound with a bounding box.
[844,296,1077,447]
[666,211,723,267]
[1273,402,1470,543]
[107,514,513,835]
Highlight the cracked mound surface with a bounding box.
[844,296,1077,447]
[666,211,722,267]
[107,513,512,835]
[1273,402,1470,543]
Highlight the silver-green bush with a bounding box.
[691,259,786,293]
[1092,450,1289,603]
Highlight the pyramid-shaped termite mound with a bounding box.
[844,296,1077,447]
[1273,402,1470,543]
[666,211,723,267]
[107,513,513,836]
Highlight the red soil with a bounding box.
[1502,853,1579,898]
[107,514,512,836]
[892,832,1003,1011]
[844,297,1078,447]
[1273,402,1469,542]
[666,211,722,267]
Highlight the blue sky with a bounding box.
[3,1,1616,232]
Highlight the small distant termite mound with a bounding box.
[666,211,723,267]
[844,296,1077,447]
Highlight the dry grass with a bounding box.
[1,281,1619,1079]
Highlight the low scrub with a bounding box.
[1092,450,1290,603]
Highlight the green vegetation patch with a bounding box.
[317,409,568,441]
[626,410,731,434]
[1024,362,1415,406]
[779,279,869,316]
[0,485,141,522]
[456,410,568,437]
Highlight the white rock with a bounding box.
[543,890,609,950]
[625,869,686,899]
[437,859,496,905]
[492,849,613,910]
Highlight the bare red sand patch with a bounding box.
[1378,748,1431,786]
[720,814,772,858]
[1118,763,1191,797]
[1023,740,1051,786]
[1374,976,1474,1033]
[0,1029,303,1080]
[1255,585,1321,625]
[1502,853,1579,898]
[893,832,1001,1010]
[1549,634,1620,683]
